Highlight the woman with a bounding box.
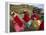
[23,9,32,31]
[12,10,25,32]
[31,10,41,30]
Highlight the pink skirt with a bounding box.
[14,24,25,32]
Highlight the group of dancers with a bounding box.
[10,8,44,32]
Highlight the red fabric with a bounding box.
[14,24,25,32]
[35,15,39,20]
[31,14,39,20]
[14,16,23,27]
[39,20,44,30]
[23,14,30,22]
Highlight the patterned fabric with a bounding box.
[31,13,39,20]
[32,20,37,30]
[23,14,30,22]
[25,20,32,29]
[13,15,25,32]
[32,20,41,30]
[14,24,25,32]
[14,16,23,27]
[39,20,44,30]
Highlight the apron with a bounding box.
[32,20,41,30]
[13,15,25,32]
[32,20,38,30]
[25,20,32,29]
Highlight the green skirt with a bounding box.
[25,20,32,29]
